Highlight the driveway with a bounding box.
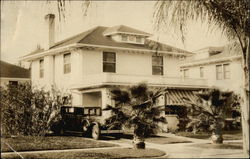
[102,133,245,158]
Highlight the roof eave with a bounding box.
[20,43,78,62]
[75,43,194,56]
[180,55,242,67]
[20,43,193,62]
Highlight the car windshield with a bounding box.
[61,107,101,116]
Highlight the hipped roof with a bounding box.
[23,25,193,59]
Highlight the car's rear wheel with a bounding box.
[92,124,100,140]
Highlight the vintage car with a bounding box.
[51,105,123,139]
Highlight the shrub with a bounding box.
[0,83,70,136]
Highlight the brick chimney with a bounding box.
[45,14,55,50]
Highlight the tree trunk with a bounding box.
[241,38,250,157]
[211,122,223,144]
[132,135,145,149]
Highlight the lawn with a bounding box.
[1,136,118,152]
[2,148,166,159]
[176,130,242,140]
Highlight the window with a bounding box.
[223,64,230,79]
[39,59,44,78]
[216,64,230,80]
[103,52,116,73]
[200,67,204,78]
[183,69,189,78]
[9,81,18,87]
[216,65,223,80]
[152,56,163,75]
[121,35,128,41]
[129,35,135,41]
[136,36,142,43]
[64,53,71,74]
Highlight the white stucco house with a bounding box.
[21,14,209,131]
[0,60,30,87]
[180,44,243,94]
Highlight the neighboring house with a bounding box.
[0,60,30,87]
[21,14,209,132]
[180,44,243,93]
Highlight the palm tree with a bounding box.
[103,83,167,149]
[184,89,234,144]
[154,0,249,156]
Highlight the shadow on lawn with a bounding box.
[46,132,192,144]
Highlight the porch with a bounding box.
[70,73,209,90]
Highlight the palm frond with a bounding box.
[110,89,130,105]
[154,0,249,53]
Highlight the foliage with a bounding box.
[183,89,240,132]
[154,0,249,52]
[0,82,69,136]
[104,83,167,140]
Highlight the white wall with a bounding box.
[117,52,152,75]
[181,59,243,93]
[30,48,186,106]
[82,92,102,107]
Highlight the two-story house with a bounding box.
[180,44,243,93]
[21,14,208,131]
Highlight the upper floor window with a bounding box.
[200,67,204,78]
[39,59,44,78]
[223,64,230,79]
[121,35,128,41]
[136,36,142,43]
[216,65,223,80]
[216,64,230,80]
[64,53,71,74]
[183,69,189,78]
[152,56,163,75]
[103,52,116,73]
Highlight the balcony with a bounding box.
[71,73,209,90]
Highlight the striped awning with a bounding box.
[165,89,198,106]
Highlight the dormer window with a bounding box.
[121,35,128,41]
[129,35,135,41]
[103,25,151,44]
[136,37,142,43]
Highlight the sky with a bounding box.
[1,1,229,65]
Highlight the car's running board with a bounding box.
[101,130,124,134]
[64,130,83,134]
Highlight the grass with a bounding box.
[176,130,242,140]
[191,142,243,149]
[1,136,118,152]
[2,148,166,159]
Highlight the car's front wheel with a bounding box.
[91,124,100,140]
